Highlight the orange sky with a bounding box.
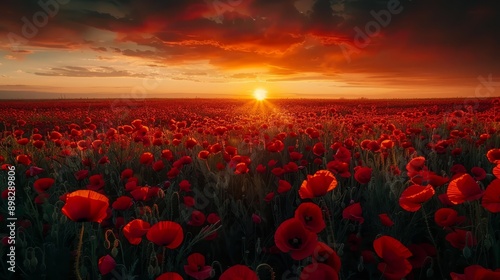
[1,0,499,99]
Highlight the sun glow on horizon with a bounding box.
[253,88,268,101]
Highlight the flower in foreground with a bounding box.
[156,272,183,280]
[146,221,184,249]
[342,202,364,224]
[98,255,116,275]
[33,178,55,193]
[399,185,435,212]
[294,202,325,233]
[373,236,412,280]
[482,179,500,213]
[219,265,258,280]
[123,219,150,245]
[184,253,212,280]
[299,170,338,199]
[61,190,109,223]
[447,173,483,205]
[299,263,339,280]
[274,217,318,260]
[450,265,500,280]
[312,242,341,273]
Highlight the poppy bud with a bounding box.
[23,259,30,270]
[357,261,364,272]
[111,247,118,258]
[153,266,161,276]
[30,257,38,269]
[147,264,154,278]
[484,235,492,249]
[462,247,471,258]
[337,243,344,256]
[426,268,434,278]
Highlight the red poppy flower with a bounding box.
[354,166,372,184]
[312,142,326,156]
[271,167,285,177]
[185,138,198,149]
[494,164,500,179]
[290,151,303,161]
[219,265,258,280]
[334,147,351,163]
[98,255,116,275]
[399,185,435,212]
[188,210,206,226]
[299,263,338,280]
[434,208,459,227]
[284,161,299,173]
[98,156,109,165]
[61,190,109,223]
[198,150,210,160]
[482,179,500,213]
[373,236,412,280]
[445,229,476,249]
[167,167,180,179]
[152,160,164,172]
[299,170,338,199]
[378,213,394,227]
[121,168,134,180]
[447,173,484,205]
[326,160,351,178]
[256,164,266,174]
[275,218,318,260]
[75,170,89,181]
[450,164,467,175]
[17,138,29,145]
[294,202,325,233]
[146,221,184,249]
[486,148,500,164]
[112,196,133,211]
[179,180,191,192]
[408,243,434,269]
[278,180,292,194]
[140,152,154,165]
[28,166,44,177]
[450,265,500,280]
[406,156,426,178]
[234,162,249,174]
[130,187,149,201]
[207,213,220,224]
[312,242,341,273]
[184,253,212,280]
[411,171,449,187]
[342,202,364,224]
[123,219,150,245]
[33,178,55,193]
[87,174,105,191]
[471,167,486,181]
[184,196,195,207]
[156,272,183,280]
[16,154,31,166]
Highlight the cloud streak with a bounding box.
[0,0,499,97]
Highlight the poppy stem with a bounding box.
[161,247,166,271]
[75,223,85,280]
[421,206,445,279]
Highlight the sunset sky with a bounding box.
[1,0,499,99]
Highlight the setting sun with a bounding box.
[253,88,268,101]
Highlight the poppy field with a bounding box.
[1,98,500,280]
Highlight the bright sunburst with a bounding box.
[253,88,267,101]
